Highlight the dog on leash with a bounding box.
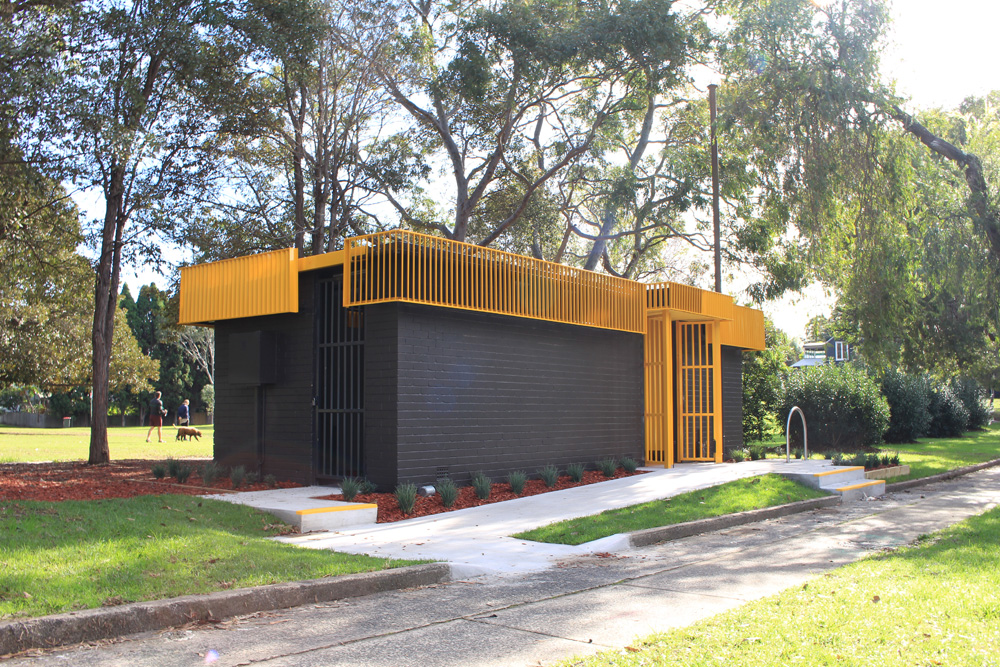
[176,426,202,441]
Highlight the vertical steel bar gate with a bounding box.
[315,276,365,479]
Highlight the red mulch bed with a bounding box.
[316,468,646,523]
[0,459,300,502]
[0,460,645,525]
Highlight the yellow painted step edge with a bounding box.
[296,503,378,516]
[835,480,885,492]
[814,466,865,477]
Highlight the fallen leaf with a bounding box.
[872,595,880,603]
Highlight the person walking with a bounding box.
[177,399,190,427]
[145,391,166,443]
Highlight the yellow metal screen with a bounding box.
[720,305,766,350]
[644,312,673,467]
[676,322,723,462]
[343,230,646,333]
[178,248,298,325]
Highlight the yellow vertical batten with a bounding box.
[712,320,723,463]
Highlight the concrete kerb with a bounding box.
[626,495,842,548]
[886,457,1000,492]
[0,563,451,658]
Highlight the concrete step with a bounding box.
[835,479,886,502]
[205,486,378,532]
[780,465,886,501]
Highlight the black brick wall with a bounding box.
[213,276,316,484]
[364,303,645,488]
[721,345,744,457]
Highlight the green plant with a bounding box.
[175,464,192,484]
[200,461,222,486]
[928,383,970,437]
[890,451,900,466]
[620,456,639,474]
[952,376,991,430]
[229,465,246,489]
[166,457,180,478]
[395,482,418,514]
[566,462,585,482]
[880,453,891,467]
[779,363,890,450]
[538,464,559,487]
[831,453,845,466]
[792,448,802,460]
[341,477,362,502]
[151,463,166,479]
[436,477,458,508]
[471,471,492,500]
[360,478,378,494]
[731,450,746,463]
[245,471,259,486]
[507,470,527,495]
[596,458,618,477]
[879,369,931,443]
[264,474,277,488]
[748,446,764,461]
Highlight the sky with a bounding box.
[764,0,1000,339]
[114,0,1000,338]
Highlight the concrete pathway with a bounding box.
[9,466,999,667]
[230,459,836,576]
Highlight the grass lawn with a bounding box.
[0,495,421,620]
[513,475,829,546]
[561,505,1000,667]
[0,425,213,462]
[883,423,1000,483]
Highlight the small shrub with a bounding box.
[748,446,764,461]
[395,482,417,514]
[229,465,246,489]
[264,474,277,488]
[831,453,845,466]
[200,461,222,486]
[864,453,880,469]
[437,477,458,508]
[507,470,527,496]
[245,471,259,486]
[596,458,618,478]
[566,462,585,482]
[731,450,746,463]
[927,383,970,438]
[175,464,192,484]
[890,451,900,466]
[471,471,492,500]
[151,463,166,479]
[620,456,639,474]
[880,454,891,467]
[166,457,180,478]
[538,464,559,488]
[360,478,378,495]
[341,477,361,502]
[792,448,802,460]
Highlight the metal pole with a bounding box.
[709,84,722,293]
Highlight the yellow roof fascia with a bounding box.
[296,248,348,273]
[719,304,766,351]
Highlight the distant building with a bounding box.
[791,337,852,368]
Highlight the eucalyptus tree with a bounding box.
[365,0,707,247]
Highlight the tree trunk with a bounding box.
[89,166,126,464]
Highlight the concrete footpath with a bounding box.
[6,466,999,667]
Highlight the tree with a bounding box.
[44,0,277,463]
[742,318,796,442]
[365,0,706,248]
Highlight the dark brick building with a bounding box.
[180,231,764,489]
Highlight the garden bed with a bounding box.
[315,468,646,523]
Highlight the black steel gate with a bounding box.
[315,276,365,479]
